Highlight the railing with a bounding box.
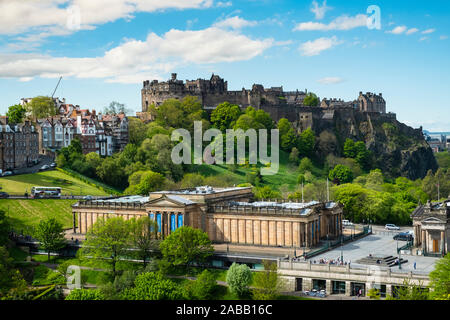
[75,200,146,209]
[397,240,413,253]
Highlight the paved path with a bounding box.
[307,233,438,274]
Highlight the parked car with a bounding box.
[385,224,400,230]
[39,165,49,171]
[342,219,353,226]
[393,232,413,241]
[83,195,93,200]
[2,171,13,176]
[0,192,9,198]
[50,163,57,168]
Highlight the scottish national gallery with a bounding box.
[72,186,343,249]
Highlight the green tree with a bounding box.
[79,217,131,276]
[129,216,159,268]
[303,92,319,106]
[298,157,313,173]
[210,102,242,132]
[0,247,28,299]
[55,153,67,168]
[298,128,316,157]
[96,157,127,188]
[226,263,252,298]
[343,139,356,158]
[181,173,206,188]
[254,186,281,200]
[6,104,27,124]
[252,260,283,300]
[354,141,373,171]
[159,226,214,270]
[329,164,354,185]
[367,288,381,300]
[65,289,105,300]
[121,272,184,300]
[289,147,300,164]
[34,218,66,261]
[0,210,10,246]
[26,96,56,119]
[125,170,166,195]
[103,101,130,115]
[429,253,450,300]
[128,117,147,145]
[85,152,102,171]
[191,270,217,300]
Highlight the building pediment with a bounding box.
[145,194,195,209]
[422,216,445,224]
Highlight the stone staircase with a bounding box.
[356,255,408,267]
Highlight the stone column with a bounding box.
[422,230,426,253]
[305,222,310,248]
[365,282,372,297]
[303,278,312,291]
[386,284,392,297]
[345,281,352,296]
[326,280,332,295]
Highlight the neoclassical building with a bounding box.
[72,186,343,248]
[411,197,449,256]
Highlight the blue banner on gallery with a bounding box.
[178,214,183,228]
[156,214,161,233]
[171,214,176,232]
[149,213,155,232]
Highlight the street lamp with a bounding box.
[340,235,343,263]
[397,240,402,270]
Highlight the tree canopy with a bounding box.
[159,226,214,270]
[6,104,27,124]
[26,96,56,119]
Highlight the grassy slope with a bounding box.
[193,150,301,191]
[0,199,76,234]
[0,170,109,196]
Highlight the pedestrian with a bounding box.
[414,262,416,270]
[359,289,362,297]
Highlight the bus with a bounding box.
[31,186,62,199]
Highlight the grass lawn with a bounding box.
[0,170,109,196]
[191,150,302,192]
[1,199,76,234]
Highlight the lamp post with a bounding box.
[340,235,343,263]
[397,240,402,270]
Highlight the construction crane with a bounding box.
[51,76,62,99]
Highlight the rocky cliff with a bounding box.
[294,108,438,180]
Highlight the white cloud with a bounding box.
[216,1,232,7]
[422,28,435,34]
[386,25,407,34]
[0,27,273,83]
[440,35,448,40]
[406,28,419,35]
[299,36,343,56]
[419,36,428,41]
[213,16,257,29]
[310,0,332,20]
[293,14,367,31]
[317,77,344,84]
[0,0,214,36]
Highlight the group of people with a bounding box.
[314,257,351,266]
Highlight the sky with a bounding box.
[0,0,449,131]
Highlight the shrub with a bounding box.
[226,263,252,298]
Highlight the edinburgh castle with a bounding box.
[140,73,392,132]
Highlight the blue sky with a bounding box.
[0,0,449,131]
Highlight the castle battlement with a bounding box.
[141,73,389,123]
